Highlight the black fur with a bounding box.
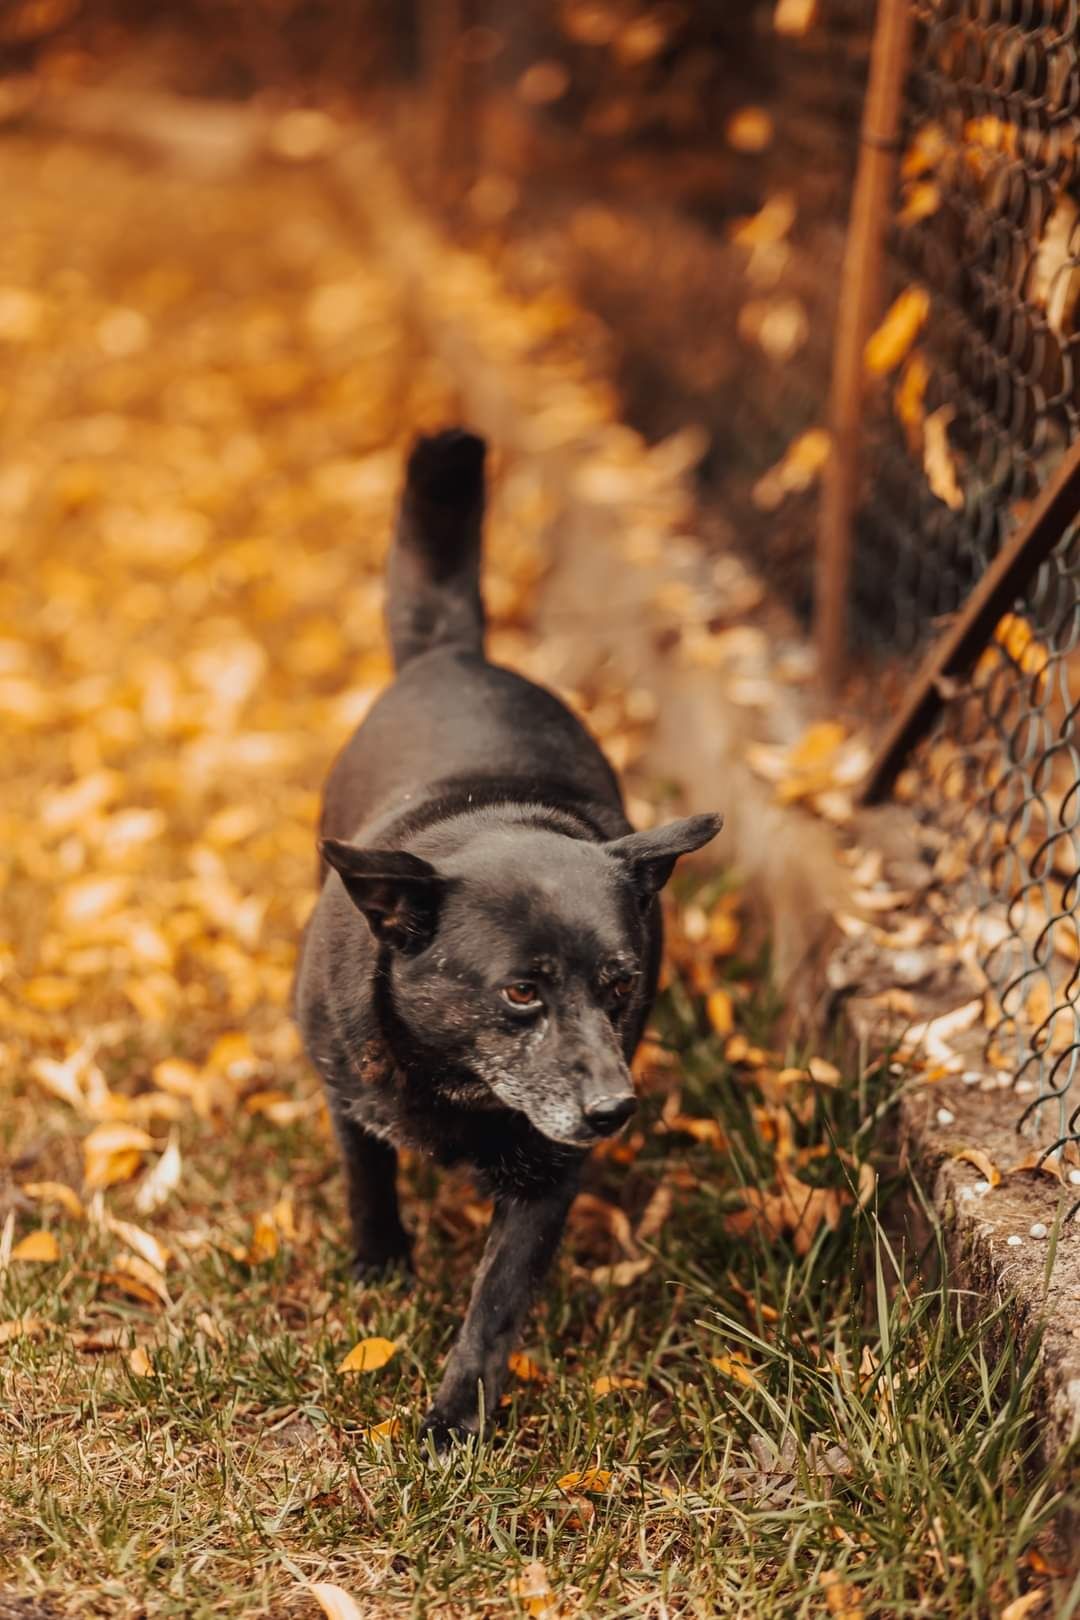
[294,429,721,1448]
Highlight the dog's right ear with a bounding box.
[605,813,724,907]
[320,840,449,951]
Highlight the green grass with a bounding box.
[1,951,1075,1619]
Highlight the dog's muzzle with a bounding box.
[582,1093,637,1137]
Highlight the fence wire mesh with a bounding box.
[853,0,1080,660]
[896,524,1080,1156]
[853,0,1080,1160]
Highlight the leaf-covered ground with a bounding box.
[0,136,1073,1619]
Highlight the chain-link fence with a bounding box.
[896,523,1080,1156]
[849,0,1080,1161]
[852,0,1080,661]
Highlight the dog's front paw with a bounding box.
[351,1246,414,1289]
[420,1406,478,1458]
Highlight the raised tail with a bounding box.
[385,428,487,669]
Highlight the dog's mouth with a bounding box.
[472,1065,637,1148]
[538,1103,638,1150]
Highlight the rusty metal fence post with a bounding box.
[815,0,913,694]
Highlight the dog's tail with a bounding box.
[385,428,487,669]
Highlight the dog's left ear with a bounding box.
[606,813,723,904]
[320,840,450,951]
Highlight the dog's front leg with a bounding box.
[422,1174,578,1450]
[330,1104,413,1282]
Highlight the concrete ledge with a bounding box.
[844,976,1080,1464]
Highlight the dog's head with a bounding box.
[320,813,721,1147]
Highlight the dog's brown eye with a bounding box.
[610,975,635,1001]
[502,981,540,1009]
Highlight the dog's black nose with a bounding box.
[583,1095,637,1136]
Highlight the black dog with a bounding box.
[294,429,721,1448]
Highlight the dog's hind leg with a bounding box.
[330,1107,413,1282]
[421,1171,579,1450]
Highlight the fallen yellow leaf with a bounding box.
[898,180,941,226]
[83,1122,155,1190]
[589,1257,652,1288]
[706,988,734,1036]
[108,1217,171,1273]
[789,721,846,770]
[0,1316,44,1344]
[1000,1593,1048,1620]
[128,1345,153,1376]
[751,426,831,511]
[187,1314,222,1348]
[363,1416,400,1442]
[129,1091,186,1125]
[245,1212,280,1265]
[992,613,1049,679]
[134,1132,183,1215]
[508,1351,547,1382]
[963,114,1016,166]
[708,909,741,955]
[821,1567,864,1620]
[1027,1550,1068,1578]
[99,1271,162,1308]
[40,769,121,831]
[953,1147,1001,1187]
[106,1253,171,1306]
[895,350,929,451]
[864,286,930,376]
[774,0,817,38]
[244,1089,318,1125]
[902,121,948,179]
[207,1030,258,1079]
[243,1088,292,1116]
[21,1180,84,1220]
[923,405,963,510]
[857,1161,877,1210]
[807,1057,842,1086]
[308,1583,366,1620]
[1030,196,1080,335]
[271,1193,298,1240]
[509,1560,558,1619]
[12,1230,59,1263]
[592,1373,645,1397]
[57,874,130,930]
[726,107,773,153]
[726,1270,781,1322]
[730,190,796,249]
[557,1467,612,1493]
[665,1113,726,1149]
[569,1192,636,1255]
[635,1182,674,1244]
[29,1049,91,1111]
[339,1336,398,1373]
[710,1353,760,1389]
[205,803,262,845]
[22,976,80,1011]
[151,1058,203,1100]
[1004,1151,1064,1184]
